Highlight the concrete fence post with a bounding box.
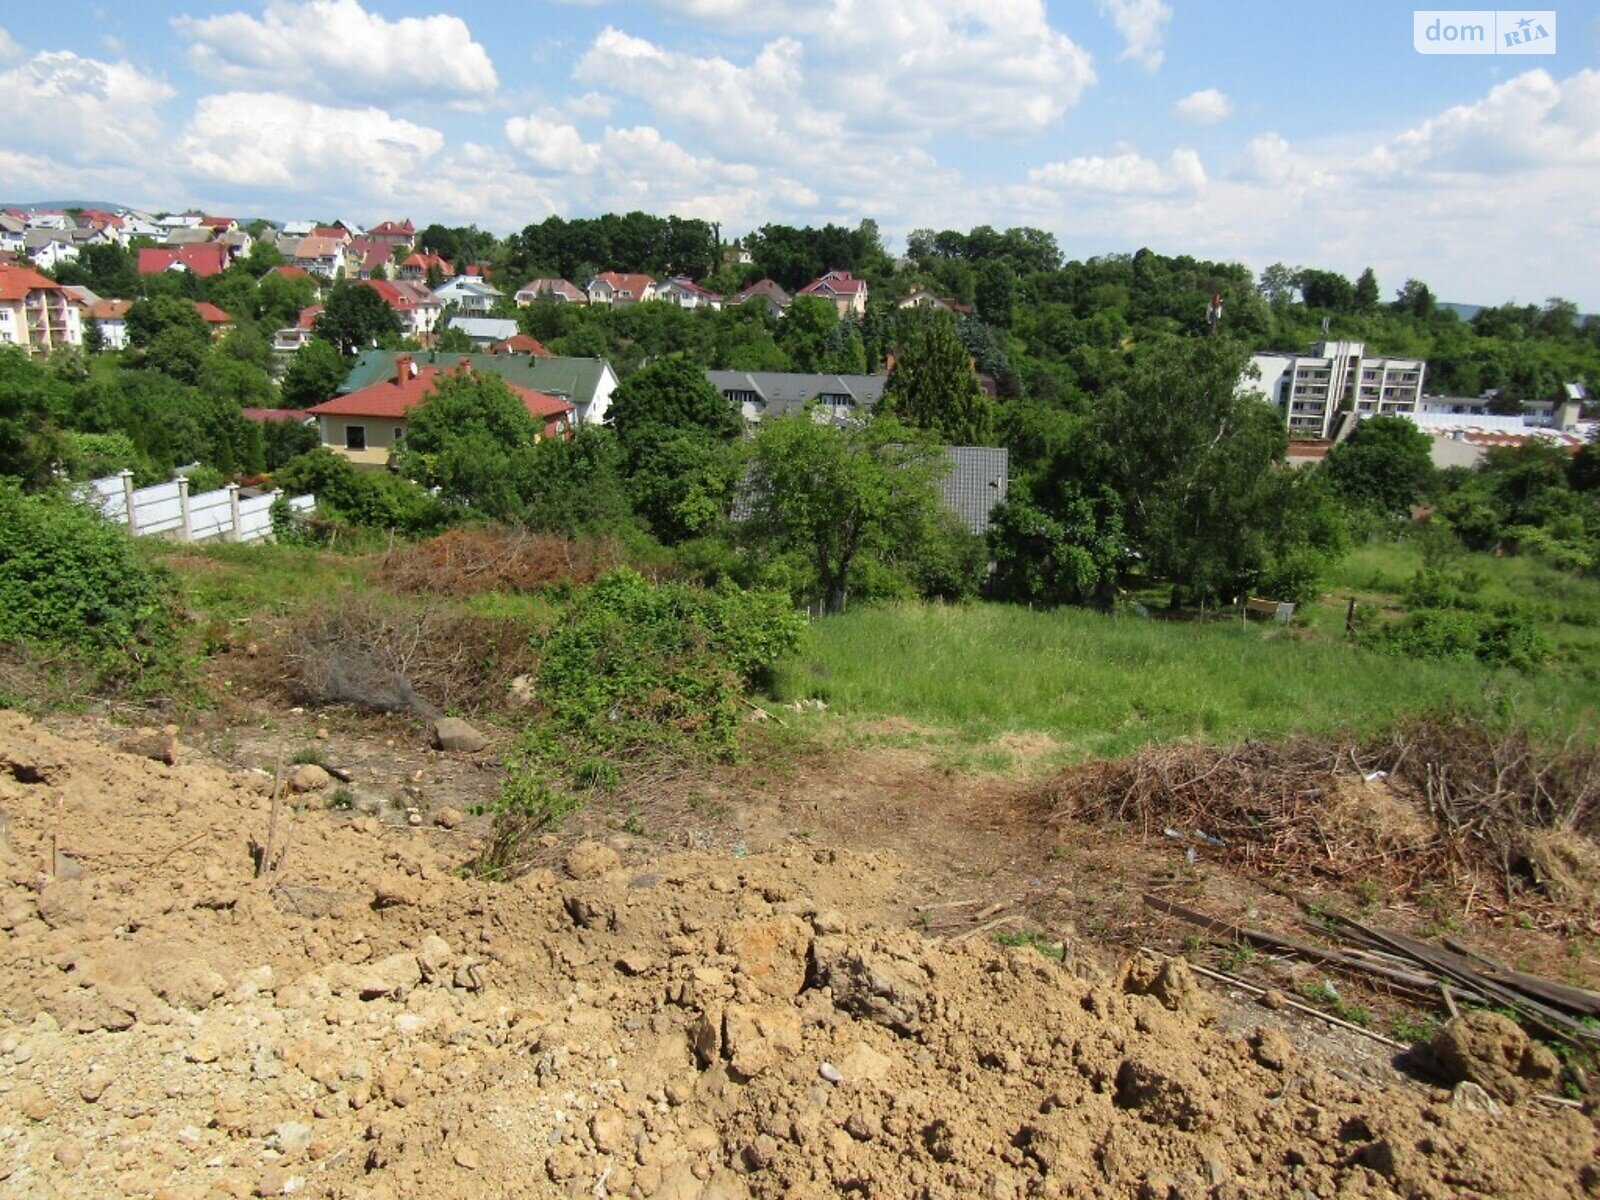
[227,483,241,542]
[119,469,138,534]
[177,476,192,542]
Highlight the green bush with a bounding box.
[0,482,179,680]
[1366,606,1547,671]
[531,568,803,759]
[475,569,804,879]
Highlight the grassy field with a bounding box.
[149,536,1600,765]
[772,538,1600,760]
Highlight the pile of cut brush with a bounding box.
[379,527,626,596]
[1046,715,1600,927]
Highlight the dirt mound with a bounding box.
[0,711,1595,1199]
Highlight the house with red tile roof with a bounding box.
[0,263,83,353]
[397,251,453,282]
[659,276,722,311]
[731,278,791,317]
[193,302,235,339]
[60,288,133,350]
[359,279,442,339]
[345,238,395,280]
[365,220,416,251]
[799,269,868,316]
[586,272,658,306]
[514,278,587,306]
[306,353,574,469]
[199,216,238,233]
[138,244,230,277]
[489,333,553,357]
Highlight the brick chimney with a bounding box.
[395,353,414,381]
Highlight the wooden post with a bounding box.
[1345,596,1358,638]
[227,483,242,542]
[177,476,192,542]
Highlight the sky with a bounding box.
[3,1,1598,306]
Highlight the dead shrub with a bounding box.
[282,595,539,717]
[1044,715,1600,924]
[378,527,625,597]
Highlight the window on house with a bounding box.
[392,427,404,446]
[345,425,366,451]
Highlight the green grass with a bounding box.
[772,599,1593,759]
[148,540,377,620]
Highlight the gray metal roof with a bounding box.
[939,446,1009,535]
[447,316,520,341]
[706,371,887,417]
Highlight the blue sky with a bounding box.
[3,1,1598,304]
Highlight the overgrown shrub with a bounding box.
[0,482,179,682]
[1365,606,1548,671]
[473,570,803,878]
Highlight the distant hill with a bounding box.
[1441,300,1595,326]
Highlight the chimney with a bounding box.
[395,353,413,382]
[458,355,473,371]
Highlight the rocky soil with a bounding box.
[1,710,1595,1199]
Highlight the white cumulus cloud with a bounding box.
[175,0,498,104]
[3,50,175,166]
[181,92,445,189]
[1099,0,1171,71]
[1029,147,1205,194]
[1174,88,1232,124]
[0,27,24,65]
[505,115,602,174]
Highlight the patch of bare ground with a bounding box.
[3,709,1597,1200]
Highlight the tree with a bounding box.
[606,356,742,542]
[1322,415,1436,515]
[0,348,67,488]
[280,339,348,408]
[988,490,1125,607]
[1354,267,1380,312]
[314,282,401,354]
[393,371,542,518]
[1095,338,1289,603]
[776,295,837,372]
[744,415,947,613]
[1257,263,1300,307]
[974,260,1018,328]
[1392,278,1436,320]
[1297,269,1355,313]
[126,295,209,351]
[881,307,994,445]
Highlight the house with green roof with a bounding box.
[338,349,617,426]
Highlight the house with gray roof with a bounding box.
[706,370,888,424]
[445,316,520,348]
[340,348,617,427]
[938,446,1009,535]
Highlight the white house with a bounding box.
[433,276,504,316]
[658,276,723,310]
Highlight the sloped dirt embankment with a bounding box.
[0,711,1595,1199]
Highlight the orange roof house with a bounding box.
[306,353,573,470]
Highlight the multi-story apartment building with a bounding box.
[1246,340,1426,439]
[0,264,83,354]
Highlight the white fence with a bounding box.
[78,471,315,544]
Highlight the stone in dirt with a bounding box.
[120,726,180,766]
[288,764,330,793]
[1118,955,1215,1023]
[566,841,621,881]
[721,1004,802,1079]
[433,806,464,830]
[719,916,811,998]
[1419,1011,1562,1102]
[811,939,928,1036]
[430,718,487,754]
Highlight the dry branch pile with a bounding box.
[1046,717,1600,925]
[379,528,625,596]
[282,596,539,717]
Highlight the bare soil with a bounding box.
[2,707,1597,1199]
